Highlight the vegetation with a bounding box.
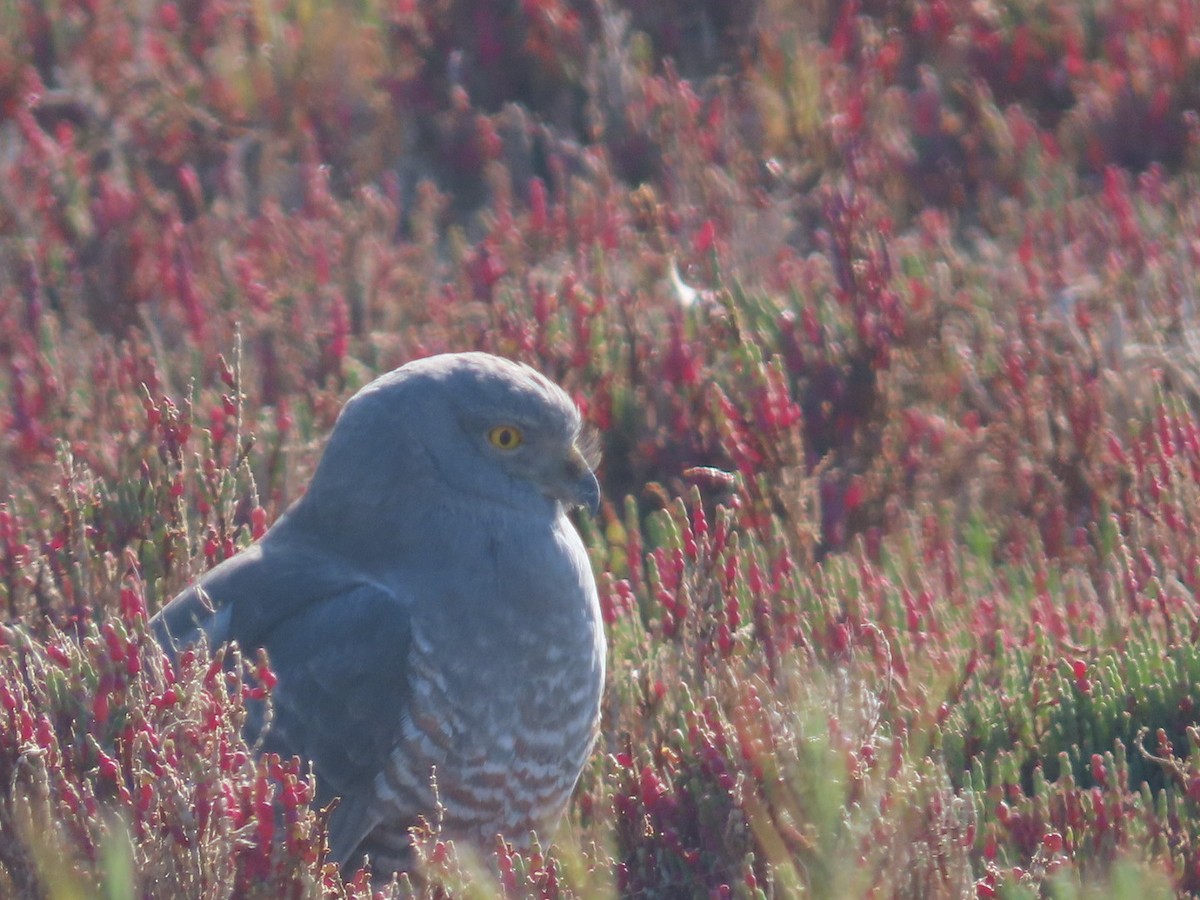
[2,0,1200,896]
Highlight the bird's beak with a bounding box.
[556,446,601,514]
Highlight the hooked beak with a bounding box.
[553,445,601,514]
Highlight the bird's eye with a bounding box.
[488,425,524,450]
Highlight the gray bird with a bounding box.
[151,352,605,874]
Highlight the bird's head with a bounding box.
[300,353,601,533]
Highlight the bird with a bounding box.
[150,352,606,875]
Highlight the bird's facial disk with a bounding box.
[480,418,600,513]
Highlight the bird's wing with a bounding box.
[151,544,263,656]
[254,581,412,865]
[150,538,413,866]
[152,526,356,655]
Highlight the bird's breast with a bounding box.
[378,613,602,846]
[374,510,603,844]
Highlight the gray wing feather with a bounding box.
[150,580,231,656]
[255,582,411,865]
[151,542,275,658]
[150,534,412,867]
[153,524,365,654]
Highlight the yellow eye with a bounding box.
[488,424,524,450]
